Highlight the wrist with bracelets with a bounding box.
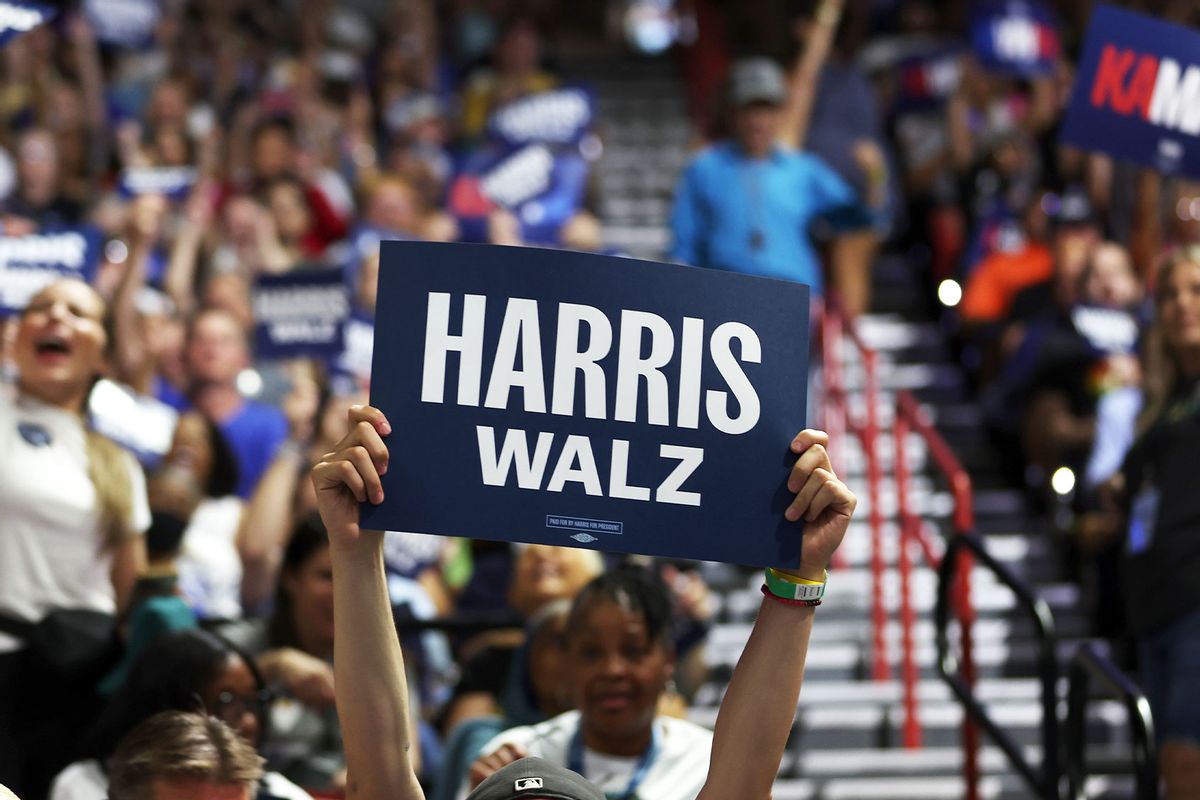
[761,566,826,607]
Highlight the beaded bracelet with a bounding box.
[761,584,822,607]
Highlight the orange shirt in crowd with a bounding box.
[960,243,1055,323]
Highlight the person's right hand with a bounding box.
[469,742,529,788]
[129,193,168,247]
[311,405,391,550]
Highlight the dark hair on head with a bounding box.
[268,513,330,650]
[497,12,545,40]
[200,416,239,498]
[251,115,296,145]
[260,173,310,210]
[145,509,188,559]
[77,629,263,762]
[566,565,674,648]
[109,711,263,800]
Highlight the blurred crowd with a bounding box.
[0,0,1198,798]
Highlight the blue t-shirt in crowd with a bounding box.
[668,142,862,294]
[220,401,288,498]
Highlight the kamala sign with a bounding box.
[1060,4,1200,178]
[362,241,812,567]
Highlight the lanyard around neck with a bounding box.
[567,720,660,800]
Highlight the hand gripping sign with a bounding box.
[1060,4,1200,179]
[362,242,812,567]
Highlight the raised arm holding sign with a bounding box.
[313,404,854,800]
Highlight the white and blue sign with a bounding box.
[253,270,350,360]
[970,0,1060,77]
[362,241,812,567]
[89,377,179,468]
[84,0,160,48]
[1071,305,1140,355]
[0,228,102,315]
[0,1,54,46]
[1060,4,1200,179]
[118,166,196,201]
[486,87,595,148]
[449,144,590,245]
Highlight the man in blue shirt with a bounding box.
[185,308,288,499]
[669,58,869,296]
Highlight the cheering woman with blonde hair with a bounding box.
[0,279,150,798]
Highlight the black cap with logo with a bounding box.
[466,757,605,800]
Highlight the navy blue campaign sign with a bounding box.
[253,269,350,360]
[970,0,1060,77]
[448,145,590,246]
[362,241,812,568]
[0,1,54,46]
[1060,5,1200,179]
[0,228,101,315]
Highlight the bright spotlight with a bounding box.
[236,368,264,398]
[938,279,963,308]
[1051,466,1076,496]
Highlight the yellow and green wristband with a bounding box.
[762,567,827,606]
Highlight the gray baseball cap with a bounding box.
[729,57,787,107]
[466,757,604,800]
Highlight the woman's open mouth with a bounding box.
[33,335,72,364]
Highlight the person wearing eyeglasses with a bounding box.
[49,629,310,800]
[313,404,855,800]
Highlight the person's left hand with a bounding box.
[311,405,391,552]
[781,430,856,581]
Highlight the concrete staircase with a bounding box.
[566,54,1148,799]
